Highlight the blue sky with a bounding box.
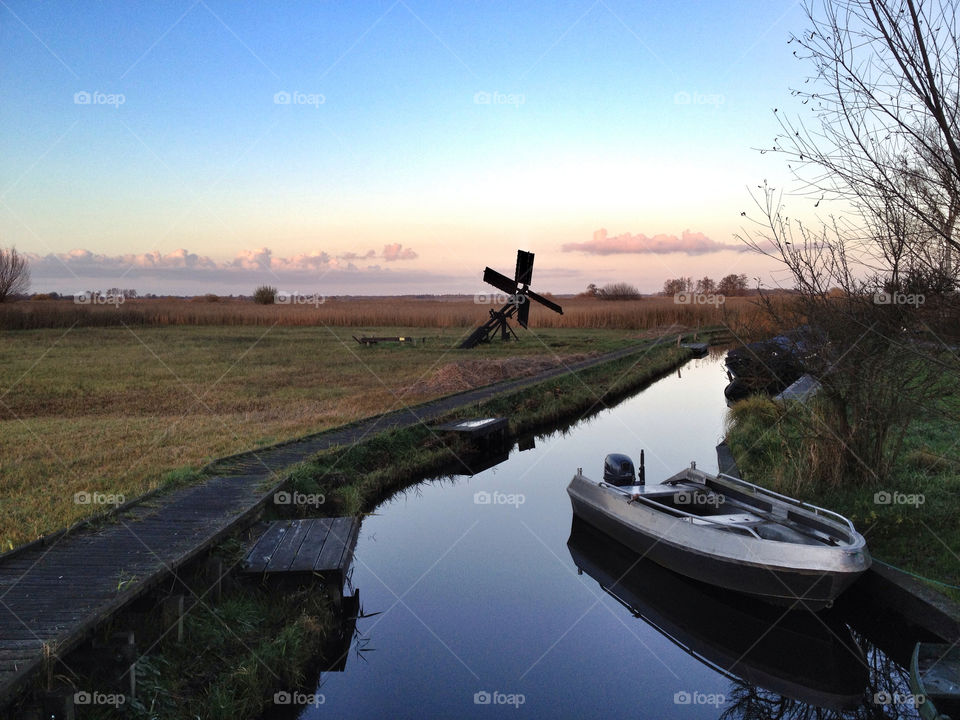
[0,0,812,295]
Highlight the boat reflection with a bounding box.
[567,517,869,713]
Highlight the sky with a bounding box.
[0,0,819,296]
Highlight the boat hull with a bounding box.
[567,473,869,610]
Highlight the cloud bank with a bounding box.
[563,228,749,255]
[28,244,418,278]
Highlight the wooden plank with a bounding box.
[338,519,361,577]
[243,522,290,573]
[315,518,356,572]
[263,520,312,573]
[288,519,333,573]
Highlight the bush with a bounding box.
[597,282,641,300]
[252,286,276,305]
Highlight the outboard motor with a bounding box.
[603,453,637,487]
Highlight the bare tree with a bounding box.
[771,0,960,284]
[662,277,693,295]
[737,0,960,486]
[0,247,30,302]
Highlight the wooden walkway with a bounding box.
[0,338,686,705]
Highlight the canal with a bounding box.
[279,352,920,720]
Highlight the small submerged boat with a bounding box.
[911,643,960,720]
[566,454,870,609]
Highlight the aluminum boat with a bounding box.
[566,453,870,609]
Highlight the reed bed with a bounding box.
[0,295,769,332]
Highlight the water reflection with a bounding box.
[568,517,921,720]
[280,354,923,720]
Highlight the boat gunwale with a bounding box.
[568,473,871,573]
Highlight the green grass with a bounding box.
[0,324,639,549]
[726,393,960,596]
[288,341,694,517]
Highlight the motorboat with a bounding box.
[566,453,870,610]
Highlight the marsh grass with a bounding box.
[0,295,767,330]
[726,393,960,594]
[0,324,644,549]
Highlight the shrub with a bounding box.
[252,286,277,305]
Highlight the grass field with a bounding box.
[0,322,675,550]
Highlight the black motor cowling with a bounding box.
[603,453,637,486]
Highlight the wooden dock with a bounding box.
[242,518,360,582]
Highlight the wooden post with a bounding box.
[203,556,223,602]
[162,595,185,643]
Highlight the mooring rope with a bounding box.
[874,558,960,591]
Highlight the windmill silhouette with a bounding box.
[460,250,563,349]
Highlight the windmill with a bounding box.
[460,250,563,349]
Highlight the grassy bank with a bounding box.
[726,394,960,596]
[284,341,694,516]
[0,324,643,549]
[18,337,701,720]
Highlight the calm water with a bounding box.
[282,355,919,720]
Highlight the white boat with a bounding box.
[566,454,871,610]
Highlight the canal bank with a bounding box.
[3,333,712,719]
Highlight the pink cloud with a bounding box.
[382,243,417,261]
[26,244,420,279]
[563,228,749,255]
